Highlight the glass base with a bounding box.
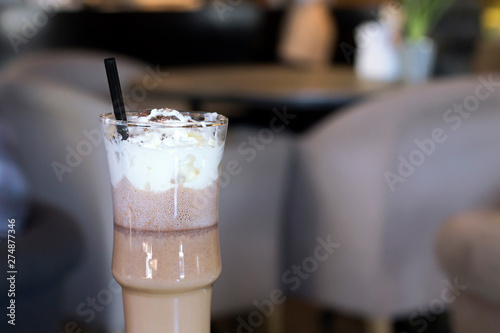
[122,287,212,333]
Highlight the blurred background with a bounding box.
[2,0,500,332]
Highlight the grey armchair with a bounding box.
[436,211,500,333]
[287,74,500,331]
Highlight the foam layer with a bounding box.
[103,109,224,192]
[113,177,218,231]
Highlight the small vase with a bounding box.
[401,37,436,84]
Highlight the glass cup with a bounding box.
[99,110,228,333]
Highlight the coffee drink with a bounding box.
[100,109,228,333]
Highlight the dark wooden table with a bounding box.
[143,65,396,111]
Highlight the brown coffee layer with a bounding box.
[113,225,221,292]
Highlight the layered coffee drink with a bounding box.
[100,109,228,333]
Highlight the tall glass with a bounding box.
[99,110,228,333]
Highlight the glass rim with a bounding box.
[99,110,228,128]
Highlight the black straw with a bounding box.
[104,58,129,140]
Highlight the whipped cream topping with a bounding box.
[133,108,219,124]
[103,109,226,192]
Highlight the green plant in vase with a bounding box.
[402,0,455,41]
[400,0,455,83]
